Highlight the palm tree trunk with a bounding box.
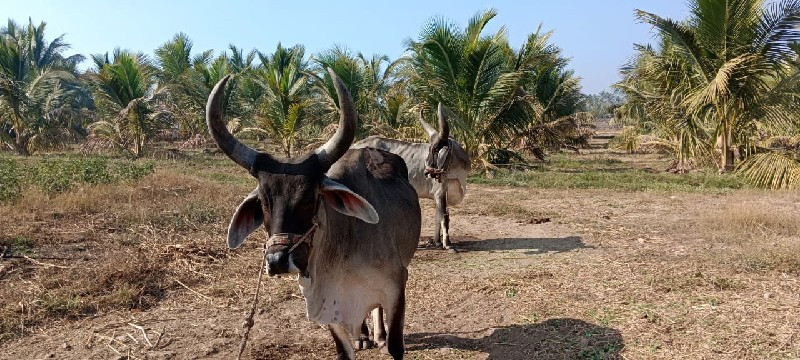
[677,136,686,173]
[719,120,735,173]
[134,130,143,158]
[14,136,30,156]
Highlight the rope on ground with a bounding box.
[236,243,268,360]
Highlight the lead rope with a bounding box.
[236,243,268,360]
[236,220,319,359]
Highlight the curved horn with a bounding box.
[418,107,437,138]
[437,103,449,140]
[315,68,356,169]
[206,75,259,170]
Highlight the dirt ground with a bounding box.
[2,155,800,359]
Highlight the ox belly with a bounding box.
[298,269,390,335]
[445,178,466,206]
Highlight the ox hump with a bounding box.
[364,147,408,181]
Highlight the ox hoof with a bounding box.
[418,239,442,249]
[353,338,375,350]
[445,247,458,253]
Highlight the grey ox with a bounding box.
[207,69,421,360]
[354,104,470,251]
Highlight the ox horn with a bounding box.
[206,75,259,170]
[315,68,357,169]
[437,103,449,141]
[418,107,437,137]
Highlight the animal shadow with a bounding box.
[406,318,623,360]
[458,236,591,255]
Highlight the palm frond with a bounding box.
[737,151,800,189]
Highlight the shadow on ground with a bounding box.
[458,236,591,255]
[406,318,623,360]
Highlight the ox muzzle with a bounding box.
[265,225,317,277]
[424,142,452,182]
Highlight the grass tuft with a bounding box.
[0,155,155,202]
[470,169,747,192]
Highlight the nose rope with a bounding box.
[237,219,318,359]
[236,242,268,359]
[424,139,454,182]
[265,220,319,253]
[287,221,319,253]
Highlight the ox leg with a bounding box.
[354,319,374,350]
[372,306,387,347]
[433,190,444,248]
[329,323,355,360]
[441,202,451,251]
[382,271,407,359]
[434,187,452,251]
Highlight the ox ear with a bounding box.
[227,188,265,249]
[320,177,379,224]
[437,145,451,168]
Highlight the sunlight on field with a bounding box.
[3,0,800,358]
[1,151,798,359]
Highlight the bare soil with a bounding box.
[1,158,799,359]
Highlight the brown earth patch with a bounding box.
[2,160,799,359]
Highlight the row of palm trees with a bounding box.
[0,10,588,165]
[0,19,88,155]
[615,0,800,189]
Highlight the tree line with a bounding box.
[6,2,798,189]
[0,10,589,167]
[615,0,800,189]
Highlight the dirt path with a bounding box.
[3,185,799,359]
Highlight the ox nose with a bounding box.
[266,251,290,276]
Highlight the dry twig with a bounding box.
[21,255,72,269]
[154,326,166,348]
[174,279,213,302]
[128,323,153,347]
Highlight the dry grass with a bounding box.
[696,196,800,274]
[2,152,800,359]
[702,199,800,238]
[450,189,558,223]
[0,158,253,341]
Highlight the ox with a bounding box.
[207,69,421,359]
[354,104,470,251]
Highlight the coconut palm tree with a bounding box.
[0,18,86,155]
[404,9,543,167]
[248,43,310,157]
[615,41,714,172]
[87,49,170,157]
[309,46,407,139]
[626,0,800,176]
[513,27,591,159]
[155,33,215,136]
[189,45,258,136]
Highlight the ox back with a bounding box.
[354,135,469,251]
[299,148,421,330]
[354,136,468,206]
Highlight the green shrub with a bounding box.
[115,161,155,181]
[0,157,22,203]
[469,169,747,192]
[1,156,156,198]
[31,158,77,195]
[78,157,113,185]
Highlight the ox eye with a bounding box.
[297,203,316,214]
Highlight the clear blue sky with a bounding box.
[4,0,687,94]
